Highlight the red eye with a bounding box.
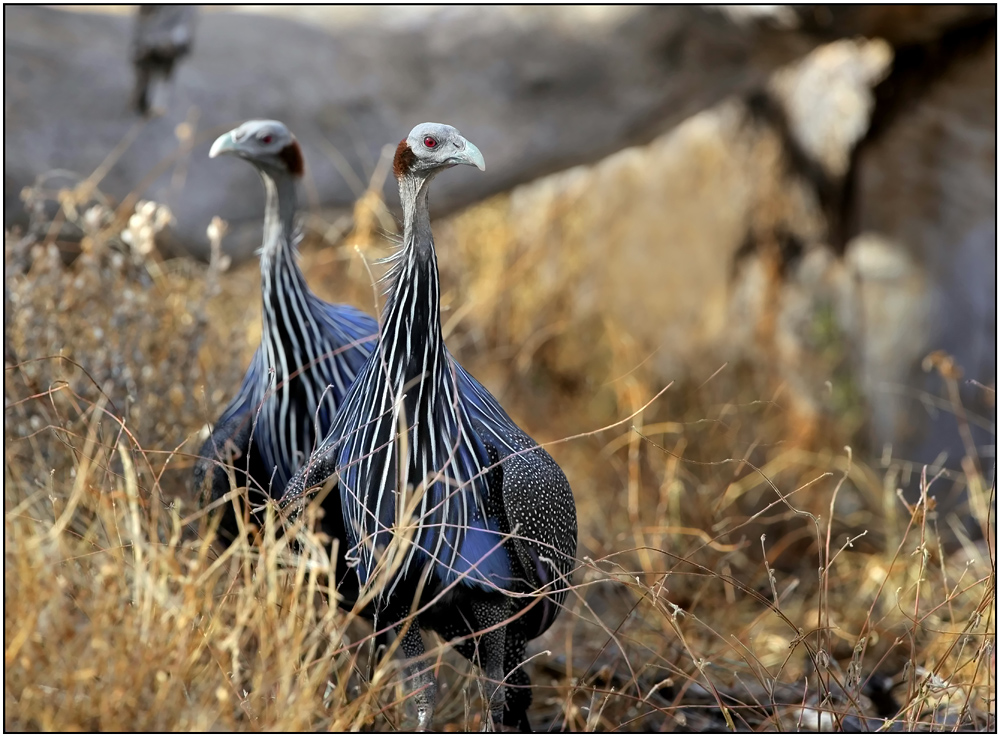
[423,136,437,148]
[261,134,273,144]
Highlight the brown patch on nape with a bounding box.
[393,139,416,179]
[278,140,305,177]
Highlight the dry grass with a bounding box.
[4,154,995,731]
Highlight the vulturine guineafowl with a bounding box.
[191,120,376,546]
[281,123,578,731]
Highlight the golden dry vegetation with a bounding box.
[4,151,995,731]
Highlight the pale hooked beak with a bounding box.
[457,139,486,171]
[209,131,237,159]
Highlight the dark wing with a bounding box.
[190,348,269,544]
[454,357,578,640]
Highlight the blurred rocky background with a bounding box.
[5,6,996,731]
[5,4,995,513]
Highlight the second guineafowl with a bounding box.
[192,120,376,545]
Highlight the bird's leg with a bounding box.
[470,597,512,732]
[395,618,436,731]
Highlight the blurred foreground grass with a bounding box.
[4,168,995,731]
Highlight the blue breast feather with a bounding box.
[338,409,513,592]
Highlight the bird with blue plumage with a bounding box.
[281,122,577,732]
[191,119,377,545]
